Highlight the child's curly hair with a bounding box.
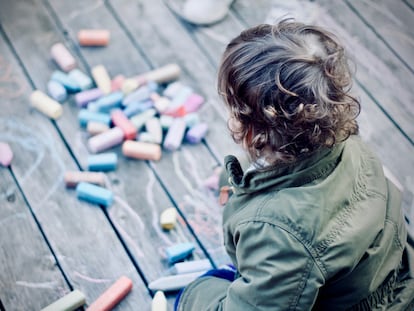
[218,19,360,164]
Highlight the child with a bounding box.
[175,19,414,310]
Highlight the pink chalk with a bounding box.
[183,93,204,113]
[87,127,124,153]
[86,276,133,311]
[50,43,76,72]
[111,75,125,92]
[0,142,13,167]
[111,110,137,140]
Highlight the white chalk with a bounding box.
[148,271,205,292]
[171,259,212,275]
[151,291,167,311]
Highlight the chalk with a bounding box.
[122,84,155,106]
[87,121,110,136]
[183,113,200,128]
[130,108,157,130]
[166,242,195,264]
[122,140,162,161]
[30,90,63,120]
[78,29,110,46]
[75,88,103,108]
[148,271,205,292]
[121,78,139,95]
[47,80,67,102]
[145,117,163,144]
[0,142,13,167]
[135,63,181,84]
[86,276,133,311]
[41,289,86,311]
[160,207,177,230]
[111,110,137,140]
[68,69,93,90]
[163,118,186,151]
[64,171,106,188]
[76,182,113,207]
[111,75,125,92]
[163,81,184,98]
[50,42,76,72]
[169,86,193,107]
[183,93,204,113]
[151,291,167,311]
[87,127,124,153]
[123,100,153,118]
[89,92,123,113]
[87,153,118,172]
[137,132,158,144]
[92,65,111,95]
[78,109,111,127]
[51,70,81,93]
[185,122,208,144]
[150,92,170,113]
[159,115,174,130]
[171,259,212,275]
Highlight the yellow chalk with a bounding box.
[91,65,111,95]
[160,207,177,230]
[30,90,63,120]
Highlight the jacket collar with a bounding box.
[224,142,345,194]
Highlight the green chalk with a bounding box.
[41,289,86,311]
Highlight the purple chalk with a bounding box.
[75,88,103,107]
[163,118,186,151]
[183,93,204,113]
[87,127,124,153]
[0,142,13,167]
[47,80,67,102]
[185,122,208,144]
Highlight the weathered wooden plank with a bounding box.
[404,0,414,9]
[0,2,152,309]
[43,0,210,286]
[0,168,69,310]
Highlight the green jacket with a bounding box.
[177,136,414,310]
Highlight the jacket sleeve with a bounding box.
[177,221,325,310]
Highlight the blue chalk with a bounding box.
[89,92,123,113]
[123,100,153,118]
[76,182,113,207]
[51,70,81,93]
[166,243,195,264]
[68,69,93,90]
[87,153,118,172]
[78,109,111,127]
[47,80,67,102]
[122,83,157,106]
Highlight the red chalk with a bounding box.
[111,110,137,140]
[78,29,110,46]
[86,276,133,311]
[0,142,13,167]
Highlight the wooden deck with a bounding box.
[0,0,413,310]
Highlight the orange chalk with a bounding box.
[86,276,133,311]
[122,140,162,161]
[78,29,110,46]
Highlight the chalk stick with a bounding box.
[163,118,186,151]
[163,81,184,98]
[183,113,200,128]
[130,108,157,130]
[150,93,170,113]
[50,42,76,72]
[30,90,63,120]
[137,132,158,144]
[86,276,133,311]
[160,207,177,230]
[122,140,161,161]
[169,86,193,108]
[64,171,106,188]
[111,74,125,92]
[76,182,113,207]
[171,259,212,275]
[75,88,103,108]
[123,100,153,118]
[151,291,167,311]
[87,153,118,172]
[166,242,195,264]
[47,80,67,102]
[68,69,93,90]
[0,142,13,167]
[78,29,110,46]
[183,93,204,113]
[121,78,139,95]
[159,115,174,130]
[51,70,81,93]
[87,121,110,136]
[145,117,163,144]
[87,127,124,153]
[185,122,208,144]
[78,109,111,127]
[122,84,154,106]
[111,110,137,140]
[136,63,181,84]
[148,271,205,292]
[91,65,111,95]
[89,92,123,113]
[41,289,86,311]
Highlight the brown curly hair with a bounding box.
[217,19,360,164]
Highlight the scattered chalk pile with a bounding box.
[30,31,209,208]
